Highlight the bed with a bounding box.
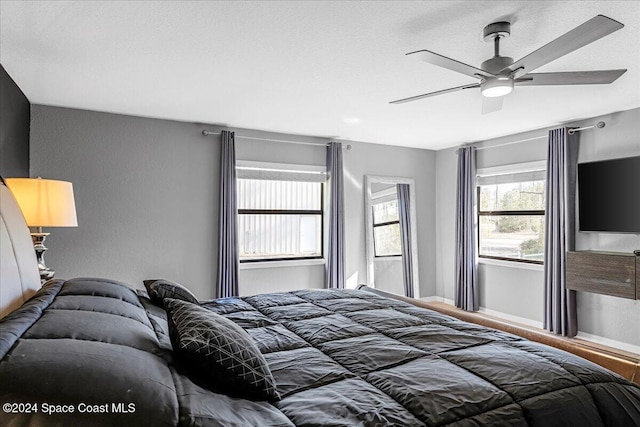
[1,182,639,426]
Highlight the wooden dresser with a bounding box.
[567,251,638,299]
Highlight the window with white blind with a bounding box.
[477,162,546,264]
[236,161,325,262]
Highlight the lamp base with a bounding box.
[31,232,55,284]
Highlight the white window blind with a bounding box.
[236,161,326,183]
[477,170,546,186]
[237,161,324,262]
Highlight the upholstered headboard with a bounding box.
[0,181,41,318]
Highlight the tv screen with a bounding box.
[578,156,640,233]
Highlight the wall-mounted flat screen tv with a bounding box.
[578,156,640,233]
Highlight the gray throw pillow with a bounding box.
[143,279,199,307]
[164,298,280,402]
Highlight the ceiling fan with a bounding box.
[390,15,627,114]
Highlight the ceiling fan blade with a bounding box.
[505,15,624,79]
[515,69,627,86]
[407,50,494,79]
[481,96,504,114]
[390,83,480,104]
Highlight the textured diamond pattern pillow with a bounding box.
[164,298,280,401]
[143,279,199,307]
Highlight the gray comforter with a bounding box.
[1,278,639,426]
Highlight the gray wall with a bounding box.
[435,128,547,319]
[30,101,636,346]
[30,105,437,299]
[573,109,640,343]
[343,140,436,297]
[30,105,218,299]
[435,107,640,348]
[374,258,404,296]
[238,136,437,297]
[0,65,30,177]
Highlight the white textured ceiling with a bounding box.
[1,1,639,149]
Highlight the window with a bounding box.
[477,165,546,264]
[371,187,402,257]
[236,161,325,262]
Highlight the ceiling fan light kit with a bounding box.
[481,77,514,97]
[391,15,627,113]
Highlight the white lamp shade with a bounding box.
[6,178,78,227]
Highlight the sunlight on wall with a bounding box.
[343,167,362,192]
[346,272,359,289]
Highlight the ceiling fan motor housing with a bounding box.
[481,21,514,75]
[481,56,514,75]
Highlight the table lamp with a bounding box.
[5,177,78,283]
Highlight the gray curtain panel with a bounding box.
[216,130,239,298]
[326,142,345,289]
[397,184,414,298]
[455,146,478,311]
[544,128,578,337]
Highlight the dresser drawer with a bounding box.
[566,251,636,299]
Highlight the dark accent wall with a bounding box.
[0,64,30,177]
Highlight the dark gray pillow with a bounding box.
[164,298,280,402]
[143,279,198,306]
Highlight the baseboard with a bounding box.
[420,296,454,305]
[419,296,442,303]
[477,307,543,329]
[576,331,640,356]
[421,297,542,328]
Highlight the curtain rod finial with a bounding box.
[596,121,605,129]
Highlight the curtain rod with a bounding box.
[202,130,352,150]
[474,121,606,151]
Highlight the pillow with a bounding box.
[143,279,199,306]
[164,298,280,402]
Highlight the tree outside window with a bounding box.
[478,173,545,264]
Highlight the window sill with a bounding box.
[240,258,325,270]
[374,256,403,262]
[478,257,544,271]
